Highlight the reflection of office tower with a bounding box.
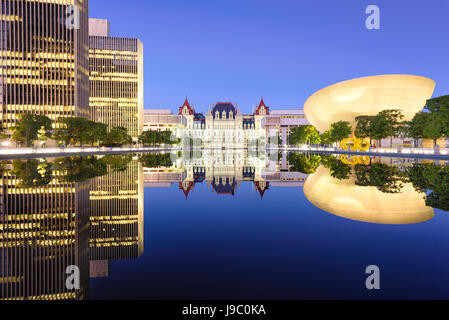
[0,0,90,131]
[89,19,143,140]
[89,160,144,262]
[0,165,90,300]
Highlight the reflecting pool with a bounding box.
[1,150,449,300]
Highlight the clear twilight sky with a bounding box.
[90,0,449,114]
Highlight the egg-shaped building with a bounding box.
[303,75,436,132]
[303,166,434,225]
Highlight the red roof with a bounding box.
[178,97,195,115]
[254,97,270,115]
[254,181,269,199]
[179,181,194,200]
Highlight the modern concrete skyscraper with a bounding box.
[0,0,90,132]
[89,19,143,140]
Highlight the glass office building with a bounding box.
[89,34,143,139]
[0,0,90,131]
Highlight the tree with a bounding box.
[12,113,52,147]
[288,153,321,174]
[11,159,52,187]
[288,125,320,145]
[407,163,449,212]
[424,95,449,113]
[138,153,173,168]
[354,116,374,145]
[54,117,90,146]
[330,121,352,143]
[103,154,133,172]
[321,155,352,180]
[0,127,10,141]
[319,131,332,146]
[406,112,429,146]
[53,156,108,182]
[139,130,179,146]
[354,163,404,194]
[423,112,445,147]
[370,110,404,147]
[87,121,108,146]
[101,126,133,147]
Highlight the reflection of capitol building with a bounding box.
[144,98,310,148]
[144,150,310,198]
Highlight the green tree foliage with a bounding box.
[138,153,173,168]
[0,127,10,141]
[330,121,352,142]
[102,126,133,147]
[354,116,374,144]
[54,117,108,146]
[424,95,449,113]
[319,131,332,146]
[354,163,404,194]
[406,112,429,141]
[138,130,179,146]
[321,155,352,180]
[423,112,445,147]
[406,163,449,212]
[11,159,52,187]
[288,125,320,145]
[288,153,321,174]
[53,156,108,182]
[12,113,52,147]
[370,110,404,145]
[103,154,133,172]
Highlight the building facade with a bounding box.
[89,19,143,139]
[143,109,186,137]
[0,0,90,133]
[144,98,309,148]
[89,159,144,263]
[0,161,90,300]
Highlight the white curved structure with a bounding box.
[303,166,435,225]
[303,75,436,132]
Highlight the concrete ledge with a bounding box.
[1,146,449,161]
[270,147,449,161]
[0,147,179,160]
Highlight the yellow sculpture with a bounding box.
[340,137,370,151]
[303,74,436,132]
[339,155,370,165]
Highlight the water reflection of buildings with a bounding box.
[144,150,310,199]
[0,165,90,300]
[303,165,435,225]
[89,160,144,278]
[0,158,144,299]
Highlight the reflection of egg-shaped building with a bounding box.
[303,75,435,132]
[303,166,434,225]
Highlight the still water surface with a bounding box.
[2,151,449,299]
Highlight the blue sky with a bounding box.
[90,0,449,114]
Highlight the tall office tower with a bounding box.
[0,0,90,132]
[0,161,90,300]
[89,19,143,140]
[89,159,144,264]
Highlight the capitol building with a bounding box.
[144,98,310,148]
